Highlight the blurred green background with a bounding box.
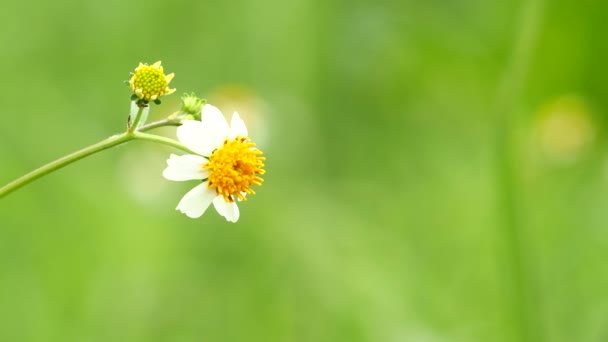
[1,0,607,341]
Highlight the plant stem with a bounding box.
[139,118,180,132]
[0,128,193,198]
[128,106,144,133]
[0,133,132,198]
[133,132,199,155]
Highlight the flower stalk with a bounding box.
[0,119,192,199]
[128,105,145,133]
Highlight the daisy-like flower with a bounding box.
[163,104,265,222]
[128,61,176,102]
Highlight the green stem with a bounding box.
[0,133,132,198]
[139,118,180,132]
[133,132,199,155]
[128,106,144,133]
[0,128,194,199]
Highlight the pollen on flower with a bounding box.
[204,137,265,202]
[128,61,176,102]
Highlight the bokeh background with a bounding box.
[1,0,607,341]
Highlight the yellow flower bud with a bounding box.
[128,61,176,103]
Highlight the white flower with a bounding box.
[163,104,265,222]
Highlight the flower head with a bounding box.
[128,61,175,102]
[163,104,265,222]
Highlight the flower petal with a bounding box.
[230,112,248,139]
[177,120,217,156]
[201,104,230,146]
[176,183,216,218]
[213,197,240,222]
[162,154,209,181]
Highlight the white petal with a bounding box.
[176,183,216,218]
[213,196,240,222]
[230,112,248,139]
[162,154,209,181]
[176,120,217,156]
[201,104,230,146]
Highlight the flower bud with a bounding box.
[128,61,175,104]
[180,93,206,119]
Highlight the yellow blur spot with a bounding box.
[536,95,595,164]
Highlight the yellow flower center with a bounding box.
[204,137,265,202]
[129,62,175,101]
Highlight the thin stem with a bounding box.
[128,106,145,133]
[0,133,133,198]
[139,118,181,132]
[0,130,194,198]
[133,132,199,155]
